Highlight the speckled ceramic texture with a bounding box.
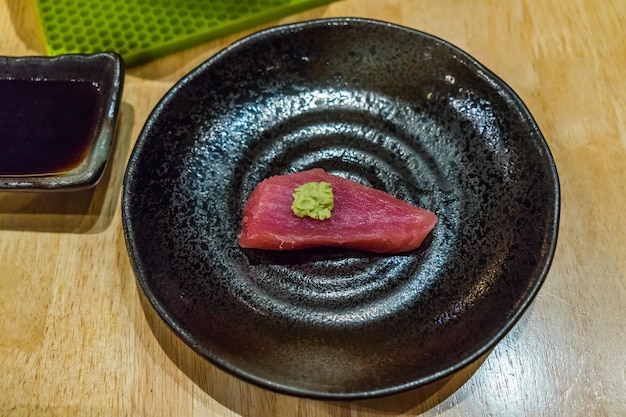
[0,53,124,190]
[122,18,560,399]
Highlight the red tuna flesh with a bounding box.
[238,168,438,253]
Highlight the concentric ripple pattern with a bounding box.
[183,87,462,326]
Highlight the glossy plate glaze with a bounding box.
[122,18,560,399]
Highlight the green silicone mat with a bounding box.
[35,0,336,66]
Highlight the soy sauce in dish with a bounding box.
[0,79,101,176]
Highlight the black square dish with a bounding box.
[0,52,123,190]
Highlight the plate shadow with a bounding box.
[137,280,487,416]
[0,102,134,234]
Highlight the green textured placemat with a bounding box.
[35,0,336,66]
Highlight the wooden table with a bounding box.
[1,1,625,415]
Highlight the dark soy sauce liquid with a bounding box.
[0,79,101,176]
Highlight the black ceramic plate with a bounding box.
[122,18,559,399]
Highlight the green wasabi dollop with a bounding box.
[291,181,334,220]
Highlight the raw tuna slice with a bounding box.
[238,168,438,253]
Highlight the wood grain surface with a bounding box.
[1,0,625,416]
